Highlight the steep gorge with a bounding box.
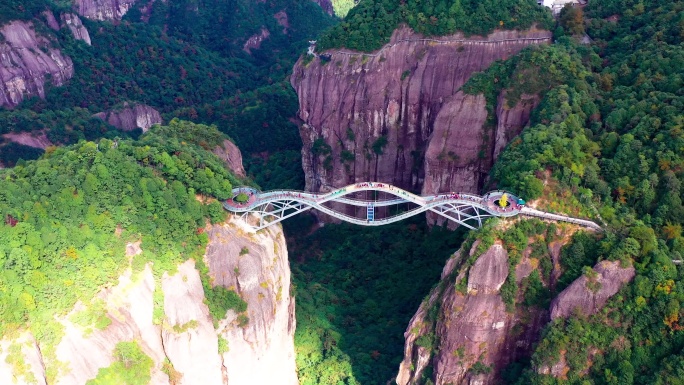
[291,27,551,196]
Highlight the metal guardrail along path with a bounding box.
[223,182,602,232]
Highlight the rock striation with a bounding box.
[93,103,162,132]
[0,21,74,108]
[550,260,635,319]
[61,13,92,45]
[291,27,551,197]
[0,219,297,385]
[206,221,298,385]
[75,0,139,21]
[397,241,547,385]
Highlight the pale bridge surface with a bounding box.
[223,182,602,231]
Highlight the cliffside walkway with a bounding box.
[309,35,551,58]
[223,183,602,232]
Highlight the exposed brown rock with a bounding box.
[398,237,551,385]
[243,27,270,54]
[75,0,139,21]
[550,260,635,319]
[43,10,60,31]
[0,21,74,108]
[291,27,551,198]
[93,103,162,132]
[213,139,246,177]
[467,243,509,293]
[204,220,297,385]
[2,131,52,149]
[274,11,289,34]
[61,13,91,46]
[494,91,539,159]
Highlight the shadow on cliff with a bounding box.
[283,214,467,384]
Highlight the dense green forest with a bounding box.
[480,0,684,383]
[2,0,684,383]
[317,0,553,52]
[0,121,245,381]
[285,217,466,384]
[0,0,334,186]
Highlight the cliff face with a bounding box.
[0,21,74,108]
[397,240,547,385]
[213,139,247,178]
[550,260,635,320]
[0,219,297,385]
[397,224,635,384]
[205,221,297,385]
[61,13,92,45]
[291,27,550,195]
[93,103,162,132]
[76,0,139,21]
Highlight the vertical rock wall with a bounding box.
[291,27,551,195]
[0,219,297,385]
[0,21,74,108]
[75,0,139,21]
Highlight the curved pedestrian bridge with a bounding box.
[223,182,601,231]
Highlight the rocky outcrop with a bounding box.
[61,13,92,45]
[93,103,162,132]
[550,260,635,319]
[0,219,297,385]
[206,221,298,385]
[398,236,551,385]
[2,131,53,149]
[312,0,333,15]
[243,27,271,54]
[213,139,246,177]
[291,27,551,196]
[75,0,139,21]
[0,21,74,108]
[44,10,61,31]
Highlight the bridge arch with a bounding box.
[223,182,601,232]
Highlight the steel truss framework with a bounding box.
[223,183,602,232]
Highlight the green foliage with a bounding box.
[171,320,199,333]
[289,218,466,384]
[235,193,249,203]
[499,0,684,382]
[470,360,493,375]
[0,0,52,25]
[195,257,247,324]
[87,341,153,385]
[218,335,230,354]
[317,0,553,52]
[0,122,240,369]
[371,136,388,155]
[332,0,357,18]
[70,299,112,332]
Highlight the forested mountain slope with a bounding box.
[390,0,684,382]
[0,121,298,384]
[0,0,335,191]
